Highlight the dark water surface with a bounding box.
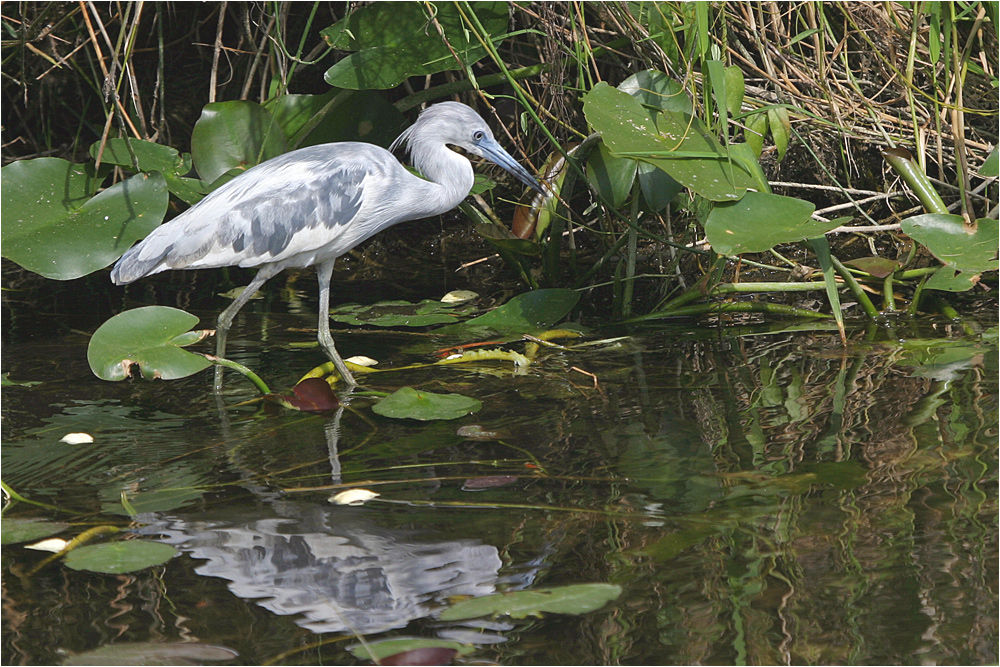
[2,262,997,665]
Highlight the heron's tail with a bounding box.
[110,234,173,285]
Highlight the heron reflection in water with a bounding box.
[111,102,543,389]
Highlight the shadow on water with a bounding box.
[2,256,997,665]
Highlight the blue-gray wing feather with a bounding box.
[111,144,389,284]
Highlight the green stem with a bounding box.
[205,355,271,394]
[830,255,880,320]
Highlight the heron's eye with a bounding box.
[472,130,485,142]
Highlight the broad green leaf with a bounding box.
[88,306,212,381]
[767,107,790,160]
[586,143,637,208]
[348,639,472,662]
[1,161,167,280]
[724,65,745,117]
[901,214,998,273]
[704,191,828,255]
[637,161,683,211]
[450,288,580,335]
[89,138,187,175]
[372,387,482,421]
[320,3,508,90]
[1,518,70,545]
[924,267,979,292]
[744,111,768,158]
[329,299,472,327]
[475,221,545,256]
[62,642,238,666]
[269,90,405,148]
[100,469,207,516]
[583,82,756,201]
[618,70,693,115]
[439,583,622,620]
[63,540,178,574]
[191,100,287,183]
[979,146,999,177]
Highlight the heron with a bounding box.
[110,101,544,390]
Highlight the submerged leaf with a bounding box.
[63,540,178,574]
[373,387,482,421]
[61,642,237,666]
[1,519,71,545]
[439,583,622,620]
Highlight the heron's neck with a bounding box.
[411,144,475,215]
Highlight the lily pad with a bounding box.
[439,583,622,620]
[90,137,188,175]
[348,639,471,662]
[1,159,167,280]
[1,518,71,545]
[63,540,178,574]
[88,306,212,381]
[703,191,836,255]
[901,214,998,273]
[372,387,482,421]
[442,288,580,335]
[330,299,470,327]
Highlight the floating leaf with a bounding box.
[901,214,998,273]
[348,639,472,663]
[704,191,834,255]
[191,101,286,183]
[446,288,580,335]
[330,299,469,327]
[61,642,238,666]
[63,540,177,574]
[1,518,70,545]
[88,306,212,381]
[1,159,167,280]
[266,378,340,412]
[373,387,482,421]
[439,583,622,620]
[463,475,518,491]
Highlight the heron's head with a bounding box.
[391,102,544,195]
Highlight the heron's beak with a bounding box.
[478,138,545,195]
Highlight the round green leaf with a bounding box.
[1,518,70,545]
[704,191,829,255]
[88,306,212,381]
[191,101,287,183]
[63,540,178,574]
[453,288,580,335]
[348,639,472,662]
[372,387,482,421]
[901,214,998,273]
[89,138,186,175]
[2,159,167,280]
[439,583,623,621]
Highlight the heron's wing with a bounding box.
[112,145,399,283]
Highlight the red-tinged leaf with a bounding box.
[380,647,458,666]
[266,378,339,412]
[463,475,518,491]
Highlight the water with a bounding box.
[2,266,996,665]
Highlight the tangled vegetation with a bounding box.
[2,2,997,338]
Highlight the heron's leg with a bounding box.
[316,259,358,386]
[213,268,273,392]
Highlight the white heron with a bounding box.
[110,102,543,390]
